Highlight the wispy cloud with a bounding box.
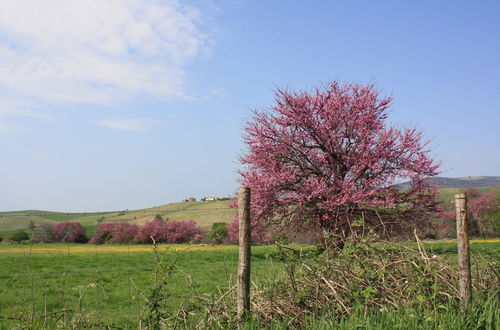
[99,118,156,132]
[0,0,210,106]
[0,97,47,118]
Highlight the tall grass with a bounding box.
[242,289,499,330]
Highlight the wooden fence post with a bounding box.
[237,186,251,321]
[455,192,472,304]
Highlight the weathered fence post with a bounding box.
[455,192,472,304]
[237,186,251,321]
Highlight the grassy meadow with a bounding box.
[0,188,498,328]
[0,240,498,328]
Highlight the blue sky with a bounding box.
[0,0,498,212]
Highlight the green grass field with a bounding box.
[0,244,283,328]
[0,240,498,328]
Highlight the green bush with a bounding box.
[210,222,228,244]
[10,230,29,243]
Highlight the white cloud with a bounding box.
[99,118,156,131]
[0,97,47,118]
[0,0,209,105]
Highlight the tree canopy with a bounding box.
[234,82,439,241]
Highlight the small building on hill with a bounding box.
[202,196,220,202]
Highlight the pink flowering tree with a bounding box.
[231,82,439,244]
[135,218,203,243]
[135,218,168,243]
[437,188,498,237]
[90,222,139,244]
[164,221,202,243]
[52,222,88,243]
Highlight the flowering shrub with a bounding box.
[52,222,87,243]
[164,220,202,243]
[135,218,203,243]
[437,189,498,237]
[90,222,139,244]
[135,218,168,243]
[227,217,269,244]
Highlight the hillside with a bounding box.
[2,180,499,237]
[0,200,235,235]
[397,176,500,189]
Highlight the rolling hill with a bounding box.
[1,176,498,237]
[397,176,500,189]
[0,200,235,235]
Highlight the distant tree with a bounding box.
[52,222,87,243]
[90,222,139,244]
[164,221,202,243]
[10,230,29,243]
[32,223,55,243]
[28,220,36,231]
[135,218,168,243]
[135,218,202,243]
[230,82,439,245]
[437,189,498,237]
[210,222,228,244]
[466,188,481,198]
[0,235,3,243]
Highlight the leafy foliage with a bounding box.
[9,230,30,243]
[200,234,498,328]
[52,222,88,243]
[210,222,228,244]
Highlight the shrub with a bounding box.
[227,218,271,244]
[52,222,87,243]
[437,190,498,237]
[210,222,228,244]
[0,235,3,243]
[135,218,203,243]
[164,220,202,243]
[90,222,139,244]
[27,220,36,230]
[135,218,169,243]
[32,223,55,243]
[201,235,497,328]
[10,230,29,243]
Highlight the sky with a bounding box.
[0,0,499,212]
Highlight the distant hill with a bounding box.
[397,176,500,189]
[0,200,234,235]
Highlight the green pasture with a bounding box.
[0,240,498,328]
[0,244,281,328]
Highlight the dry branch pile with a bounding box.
[198,234,499,328]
